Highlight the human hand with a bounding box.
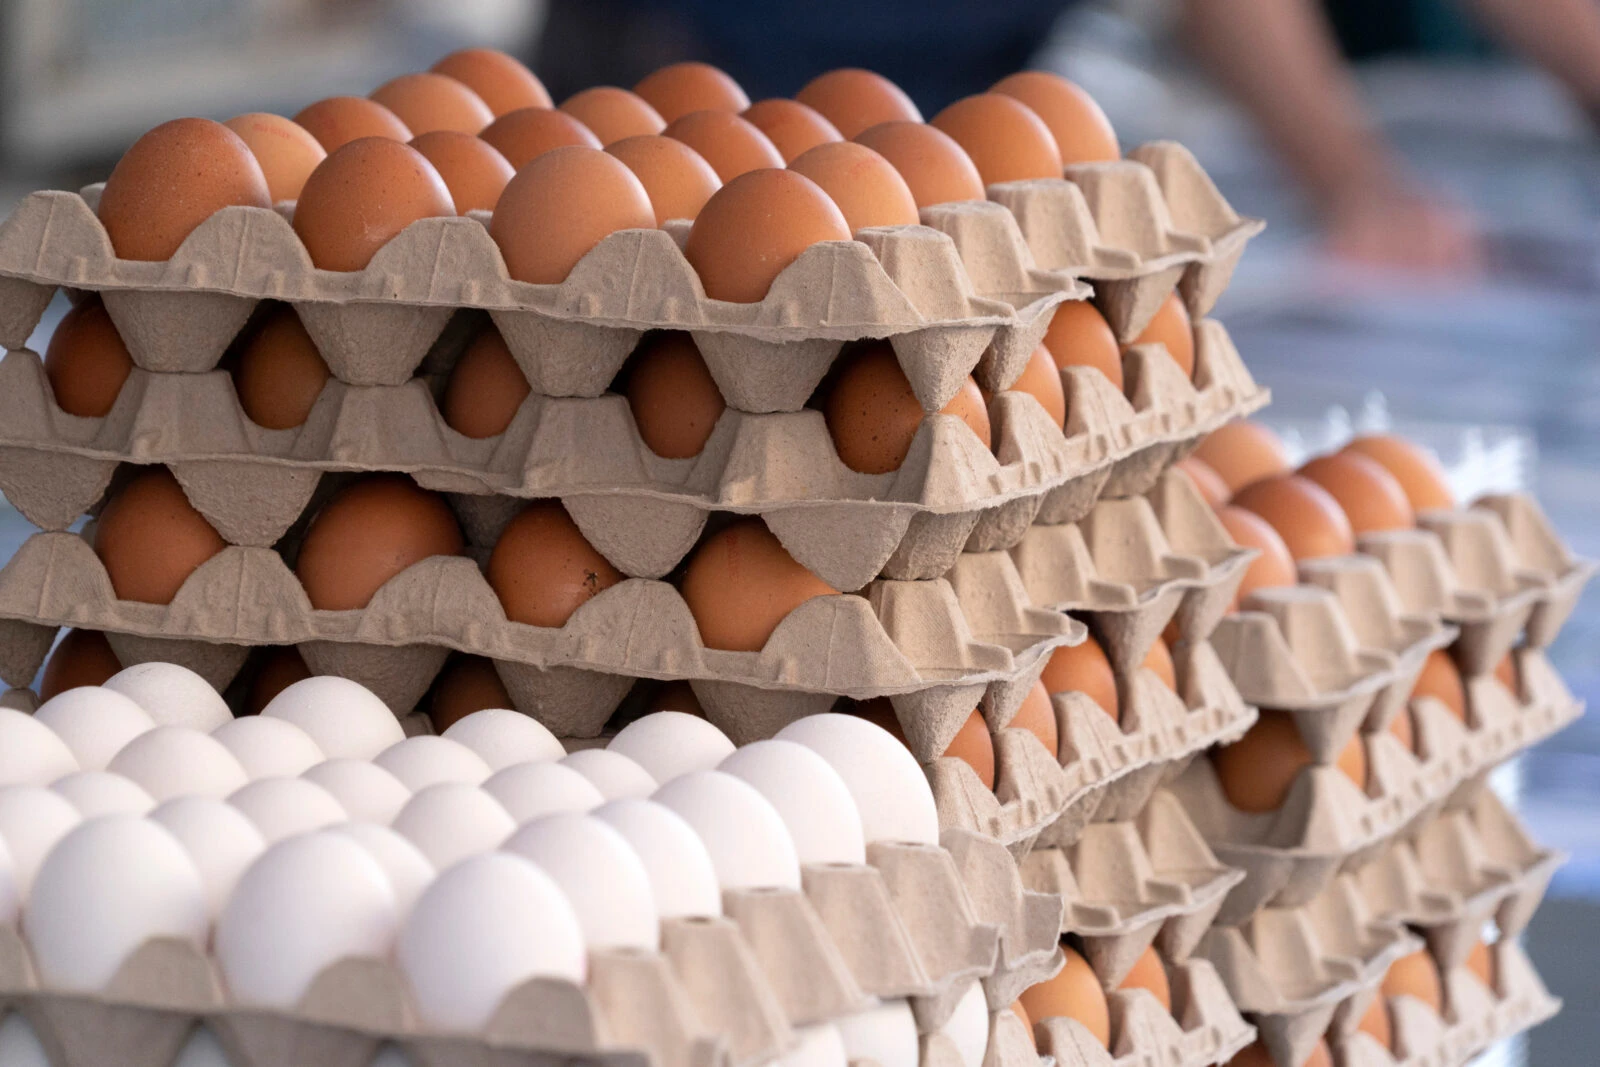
[1322,183,1484,275]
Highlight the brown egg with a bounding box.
[292,138,455,272]
[98,118,272,262]
[1494,651,1520,698]
[244,646,313,716]
[1388,707,1416,752]
[823,342,990,474]
[680,519,839,652]
[742,99,842,163]
[1299,452,1415,533]
[1011,679,1059,758]
[38,630,122,701]
[488,502,622,628]
[634,62,750,122]
[1119,945,1171,1011]
[1019,947,1110,1049]
[606,135,722,224]
[796,69,922,139]
[1216,506,1298,605]
[684,168,852,302]
[1340,732,1369,792]
[1232,476,1356,561]
[1357,993,1394,1049]
[1226,1039,1332,1067]
[1412,649,1467,723]
[1212,711,1319,813]
[1143,638,1177,691]
[1042,300,1123,391]
[624,332,726,458]
[1304,1039,1334,1067]
[1177,456,1230,509]
[223,113,326,202]
[43,296,134,418]
[1004,345,1067,430]
[1466,939,1495,990]
[479,107,602,169]
[1383,950,1443,1015]
[944,710,996,789]
[1040,636,1118,723]
[1193,422,1292,495]
[930,94,1063,185]
[559,87,665,146]
[232,304,330,429]
[295,475,465,610]
[409,131,514,213]
[94,468,227,604]
[370,72,493,135]
[663,110,784,182]
[430,655,513,731]
[442,327,530,439]
[646,680,705,717]
[292,97,412,151]
[1011,1000,1036,1051]
[788,141,918,231]
[1342,436,1455,512]
[1129,292,1194,378]
[490,146,655,284]
[991,71,1119,164]
[854,121,984,208]
[431,49,552,116]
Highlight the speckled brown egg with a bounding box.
[430,655,513,731]
[1129,292,1194,378]
[1040,635,1118,722]
[431,49,552,115]
[1118,946,1171,1011]
[684,168,852,302]
[490,146,655,284]
[38,630,123,701]
[854,121,984,208]
[409,131,514,213]
[623,332,726,458]
[98,118,272,262]
[295,475,465,610]
[664,110,784,182]
[292,137,455,271]
[823,342,990,474]
[479,106,601,169]
[43,296,134,418]
[680,519,839,652]
[244,646,313,716]
[94,467,227,604]
[991,71,1119,164]
[1019,947,1110,1049]
[441,326,530,439]
[1011,680,1059,758]
[634,62,750,122]
[1177,456,1229,509]
[1231,475,1356,561]
[742,99,841,163]
[1042,300,1123,391]
[1383,950,1443,1015]
[606,135,722,224]
[1217,506,1298,606]
[488,501,622,628]
[1193,421,1291,495]
[293,96,413,151]
[1298,452,1415,533]
[370,72,493,135]
[223,113,326,202]
[1342,435,1455,512]
[1412,648,1467,722]
[796,69,922,139]
[1007,344,1068,430]
[930,94,1062,185]
[232,304,329,430]
[560,87,666,145]
[788,141,917,231]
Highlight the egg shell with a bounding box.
[486,501,622,628]
[824,343,990,474]
[0,841,16,923]
[678,519,839,652]
[216,832,399,1009]
[1130,292,1194,378]
[778,1024,849,1067]
[593,798,723,919]
[683,167,852,303]
[441,709,565,771]
[1118,945,1171,1011]
[302,759,412,824]
[105,660,232,732]
[1192,421,1291,494]
[232,304,330,430]
[42,297,134,419]
[797,69,922,139]
[25,815,208,992]
[504,814,660,950]
[293,97,412,151]
[634,62,750,122]
[1383,948,1443,1014]
[489,145,655,284]
[1217,506,1297,605]
[942,710,996,790]
[991,71,1119,164]
[607,711,735,783]
[1143,638,1177,691]
[1358,993,1393,1049]
[409,130,514,214]
[38,629,124,702]
[1010,680,1059,758]
[482,761,605,822]
[833,999,920,1067]
[651,770,801,890]
[224,113,327,202]
[742,99,842,162]
[150,796,267,918]
[718,739,866,865]
[1232,475,1356,561]
[623,331,727,459]
[370,72,493,135]
[374,736,492,791]
[1466,939,1495,988]
[397,851,586,1033]
[853,121,984,209]
[664,110,784,182]
[479,106,601,170]
[292,138,456,272]
[391,783,515,869]
[561,87,666,145]
[440,328,531,440]
[941,983,990,1067]
[1343,435,1455,511]
[606,134,723,224]
[93,468,226,605]
[930,94,1062,184]
[776,715,939,846]
[1042,302,1122,396]
[32,687,150,772]
[789,141,919,231]
[108,726,248,802]
[51,771,155,817]
[327,823,435,918]
[228,777,346,843]
[262,676,406,759]
[559,749,657,801]
[243,647,312,717]
[1412,649,1467,722]
[1019,946,1109,1048]
[1007,344,1068,430]
[1211,711,1317,813]
[0,786,81,900]
[0,708,78,787]
[1040,636,1119,721]
[1299,452,1415,533]
[431,49,552,115]
[1176,456,1230,509]
[172,1028,233,1067]
[0,1013,49,1067]
[211,716,324,779]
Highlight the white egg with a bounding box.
[0,785,82,900]
[150,796,267,919]
[592,799,722,919]
[327,823,435,918]
[368,1045,414,1067]
[104,662,231,731]
[0,708,78,786]
[260,677,402,760]
[0,1014,50,1067]
[559,749,656,801]
[32,687,154,770]
[391,784,514,869]
[651,771,800,891]
[25,815,209,992]
[441,709,564,770]
[107,726,249,802]
[172,1026,234,1067]
[301,760,411,825]
[228,778,346,844]
[215,832,398,1010]
[834,999,920,1067]
[718,740,866,865]
[776,716,938,846]
[504,814,659,951]
[0,839,19,926]
[51,771,155,817]
[211,717,324,779]
[779,1024,849,1067]
[482,761,603,823]
[397,852,586,1033]
[374,736,492,790]
[608,712,734,784]
[941,982,990,1067]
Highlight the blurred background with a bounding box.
[1,1,1597,1062]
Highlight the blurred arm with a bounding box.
[1459,0,1600,108]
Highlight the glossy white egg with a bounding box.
[651,770,801,891]
[779,1024,849,1067]
[0,838,19,926]
[375,736,492,790]
[504,814,659,950]
[32,687,153,771]
[941,981,990,1067]
[0,708,78,786]
[0,1013,50,1067]
[227,778,346,844]
[211,717,324,779]
[391,783,514,869]
[482,761,604,823]
[104,662,231,731]
[107,726,249,802]
[150,796,267,919]
[171,1026,234,1067]
[301,759,412,825]
[834,999,920,1067]
[0,785,82,900]
[327,823,435,918]
[558,749,656,801]
[441,709,564,770]
[593,799,721,919]
[51,771,155,817]
[260,677,402,760]
[719,739,866,865]
[776,716,939,845]
[608,712,734,783]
